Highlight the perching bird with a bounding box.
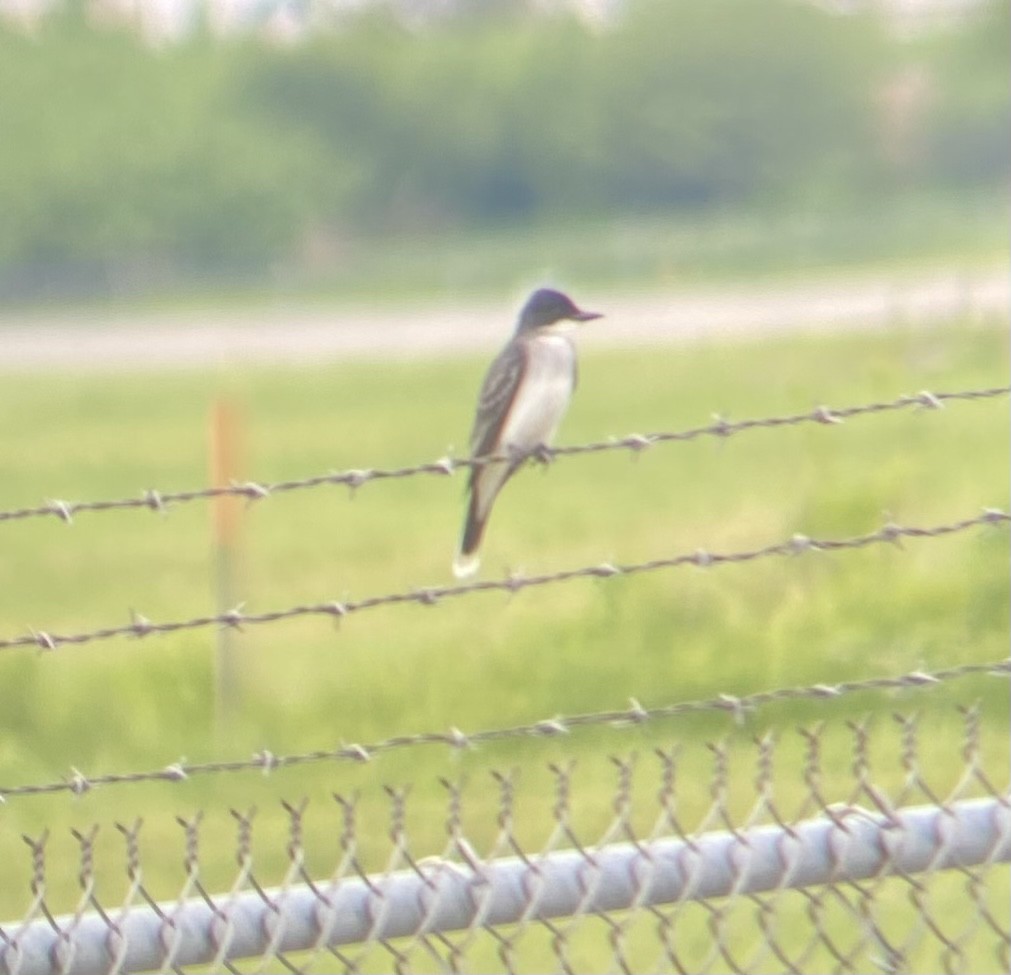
[453,288,602,578]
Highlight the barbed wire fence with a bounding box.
[0,381,1007,974]
[1,384,1005,528]
[1,507,1005,655]
[0,656,1004,803]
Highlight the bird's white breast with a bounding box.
[500,334,576,451]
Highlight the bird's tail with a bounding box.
[453,492,488,579]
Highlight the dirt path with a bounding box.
[0,266,1005,371]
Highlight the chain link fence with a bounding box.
[1,707,1008,975]
[0,380,1006,973]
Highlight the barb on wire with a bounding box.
[0,656,1005,803]
[2,507,1007,655]
[0,385,1006,528]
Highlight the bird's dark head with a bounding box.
[516,288,602,334]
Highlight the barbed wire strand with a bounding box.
[1,655,1006,803]
[5,507,1008,655]
[1,385,1006,528]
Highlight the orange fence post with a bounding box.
[209,397,244,733]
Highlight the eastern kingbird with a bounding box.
[453,288,602,578]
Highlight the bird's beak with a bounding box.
[571,309,602,322]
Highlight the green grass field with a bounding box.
[0,317,1006,971]
[293,190,1010,303]
[22,189,1008,313]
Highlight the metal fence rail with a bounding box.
[4,798,1008,975]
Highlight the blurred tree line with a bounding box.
[0,0,1005,299]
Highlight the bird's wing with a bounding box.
[469,339,527,462]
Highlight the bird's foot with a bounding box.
[530,443,555,467]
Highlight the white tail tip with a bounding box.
[453,552,480,579]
